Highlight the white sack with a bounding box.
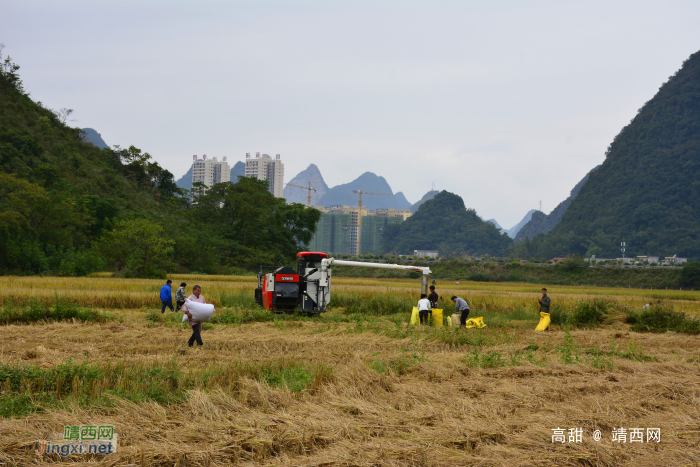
[182,299,215,322]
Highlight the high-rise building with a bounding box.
[191,155,230,188]
[306,206,411,255]
[244,153,284,198]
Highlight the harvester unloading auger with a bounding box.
[255,252,432,313]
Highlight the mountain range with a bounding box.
[283,164,329,205]
[313,172,412,211]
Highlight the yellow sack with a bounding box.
[465,317,486,328]
[410,307,419,325]
[535,312,550,331]
[431,309,443,327]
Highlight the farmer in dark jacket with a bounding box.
[175,282,187,312]
[428,285,439,309]
[538,288,551,313]
[428,285,439,323]
[160,280,174,314]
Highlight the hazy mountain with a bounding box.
[505,210,536,238]
[80,128,109,149]
[394,192,412,209]
[382,191,513,256]
[175,161,245,191]
[175,166,193,190]
[486,219,502,230]
[411,190,438,213]
[230,161,245,182]
[515,165,600,241]
[316,172,412,211]
[283,164,329,205]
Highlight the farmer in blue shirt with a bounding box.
[160,279,174,313]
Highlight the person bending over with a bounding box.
[451,295,470,327]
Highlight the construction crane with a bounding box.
[351,190,393,255]
[285,182,317,206]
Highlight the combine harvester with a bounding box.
[254,252,431,313]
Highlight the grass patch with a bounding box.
[0,359,184,417]
[369,342,427,375]
[261,366,314,392]
[462,350,509,368]
[0,298,114,325]
[0,359,334,418]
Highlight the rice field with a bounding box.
[1,274,700,466]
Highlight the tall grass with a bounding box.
[0,299,114,324]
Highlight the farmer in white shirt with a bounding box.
[417,293,432,325]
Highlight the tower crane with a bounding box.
[285,182,317,206]
[351,190,393,255]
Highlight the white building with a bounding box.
[664,256,687,265]
[191,155,230,188]
[414,250,439,259]
[245,153,284,198]
[637,256,660,264]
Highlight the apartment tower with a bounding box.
[244,153,285,198]
[191,155,231,188]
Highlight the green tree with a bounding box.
[678,262,700,288]
[190,177,321,267]
[101,219,174,277]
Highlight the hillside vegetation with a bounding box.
[0,51,319,276]
[520,50,700,260]
[382,191,513,257]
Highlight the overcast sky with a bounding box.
[2,1,699,228]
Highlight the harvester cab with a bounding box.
[254,252,330,313]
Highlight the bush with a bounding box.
[548,299,614,328]
[571,299,610,327]
[468,272,490,282]
[627,305,700,334]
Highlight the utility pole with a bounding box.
[351,190,392,256]
[285,182,317,206]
